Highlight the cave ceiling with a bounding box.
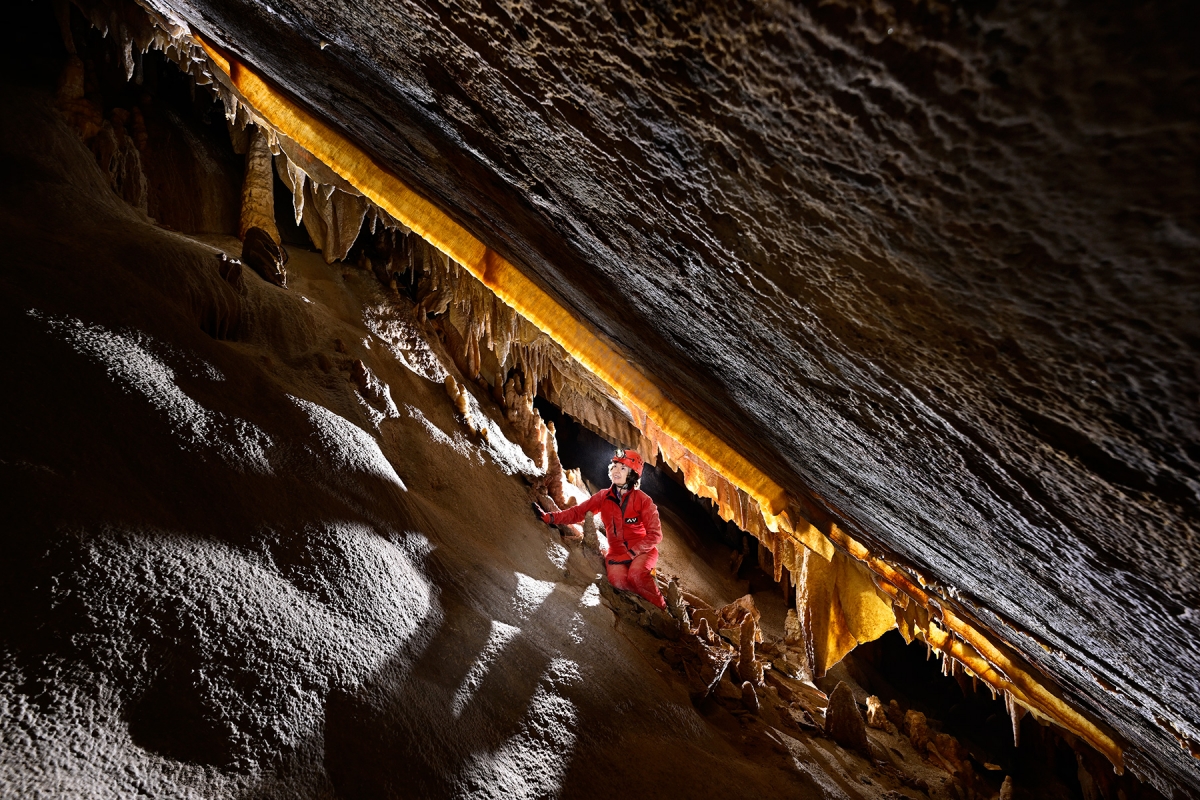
[59,0,1200,791]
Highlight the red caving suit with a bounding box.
[547,486,667,608]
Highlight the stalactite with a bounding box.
[794,546,895,679]
[1006,691,1028,747]
[240,126,278,243]
[772,541,784,583]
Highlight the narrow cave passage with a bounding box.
[534,397,799,634]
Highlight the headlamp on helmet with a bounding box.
[610,449,645,475]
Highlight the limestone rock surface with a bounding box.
[0,78,844,800]
[10,0,1200,792]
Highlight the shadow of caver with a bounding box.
[322,560,588,799]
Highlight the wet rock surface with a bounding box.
[142,0,1200,790]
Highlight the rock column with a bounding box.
[240,126,279,243]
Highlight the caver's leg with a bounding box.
[627,549,666,609]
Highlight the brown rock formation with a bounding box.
[825,682,871,758]
[885,699,904,731]
[735,614,763,686]
[905,709,931,753]
[740,681,760,714]
[238,125,277,243]
[795,546,894,679]
[865,696,889,731]
[240,226,287,288]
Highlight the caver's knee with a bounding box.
[606,563,631,590]
[630,549,659,572]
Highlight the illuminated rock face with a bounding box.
[17,0,1200,793]
[148,1,1199,791]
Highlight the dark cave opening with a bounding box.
[840,630,1135,800]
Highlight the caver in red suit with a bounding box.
[537,449,667,609]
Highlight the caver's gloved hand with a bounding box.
[531,502,552,525]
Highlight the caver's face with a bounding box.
[608,461,631,487]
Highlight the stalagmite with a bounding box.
[1000,775,1014,800]
[544,421,567,508]
[241,227,287,287]
[741,681,760,714]
[865,696,889,731]
[666,579,689,627]
[737,615,762,685]
[239,126,278,243]
[825,682,871,757]
[885,699,904,730]
[501,371,547,469]
[666,629,735,700]
[905,709,930,751]
[581,511,600,551]
[444,375,470,419]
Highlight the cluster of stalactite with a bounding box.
[63,0,1129,778]
[51,0,153,215]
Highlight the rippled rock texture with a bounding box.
[28,0,1200,793]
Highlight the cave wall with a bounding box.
[125,0,1200,791]
[6,0,1199,792]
